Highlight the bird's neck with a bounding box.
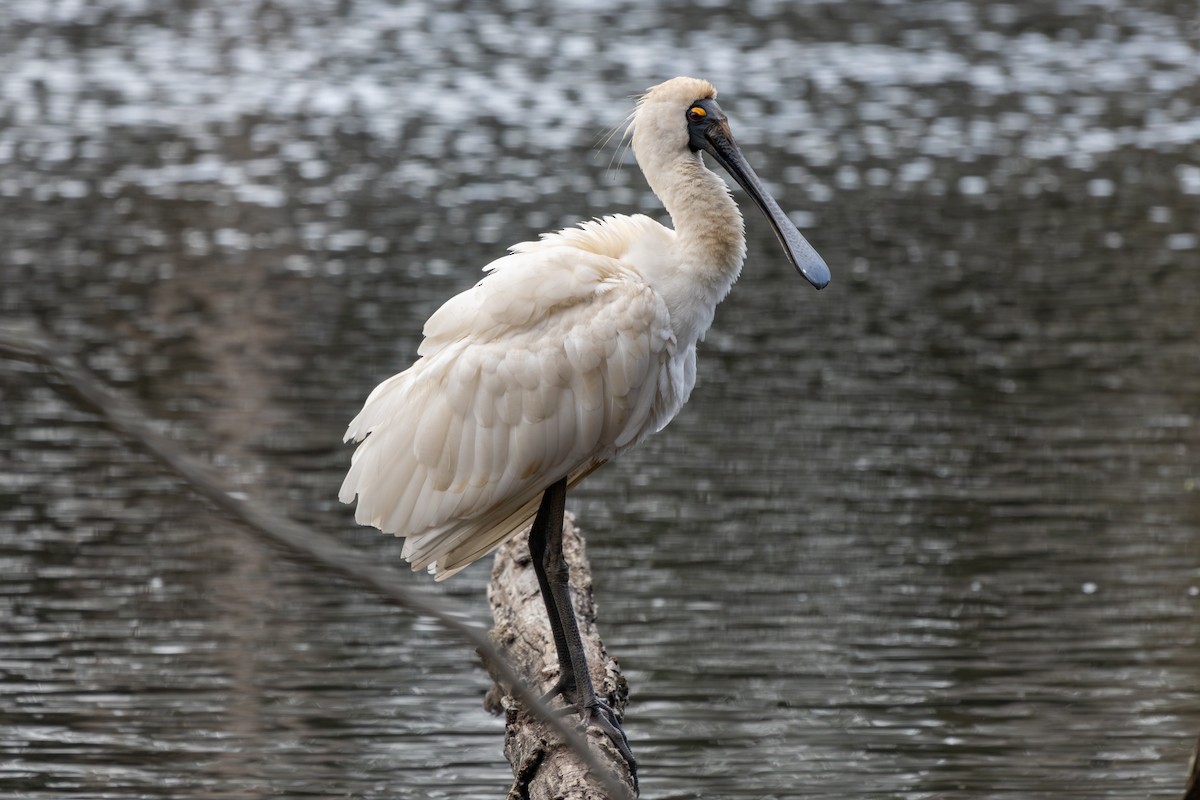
[634,152,748,348]
[653,153,747,291]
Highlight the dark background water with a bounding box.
[1,1,1198,797]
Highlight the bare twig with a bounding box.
[1185,734,1200,800]
[0,319,634,800]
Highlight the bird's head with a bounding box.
[630,76,830,290]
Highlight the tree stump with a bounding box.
[483,513,637,799]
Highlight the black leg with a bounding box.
[528,476,577,700]
[528,476,637,775]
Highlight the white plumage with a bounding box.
[340,215,686,578]
[340,76,829,580]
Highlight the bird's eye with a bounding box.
[687,106,706,122]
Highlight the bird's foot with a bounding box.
[541,679,637,782]
[580,696,637,780]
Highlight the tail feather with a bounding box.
[404,461,607,580]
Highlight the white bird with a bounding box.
[340,76,830,770]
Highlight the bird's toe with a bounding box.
[581,697,637,781]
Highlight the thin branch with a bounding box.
[0,319,633,800]
[1185,734,1200,800]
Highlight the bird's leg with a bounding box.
[527,477,577,703]
[528,476,637,774]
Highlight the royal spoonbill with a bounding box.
[340,76,830,769]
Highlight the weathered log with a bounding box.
[484,513,637,799]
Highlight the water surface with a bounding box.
[1,1,1198,798]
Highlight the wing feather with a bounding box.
[339,227,679,577]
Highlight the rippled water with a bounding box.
[2,1,1198,798]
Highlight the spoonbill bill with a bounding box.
[340,76,830,770]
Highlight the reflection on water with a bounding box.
[1,0,1198,797]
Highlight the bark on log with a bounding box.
[483,513,637,799]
